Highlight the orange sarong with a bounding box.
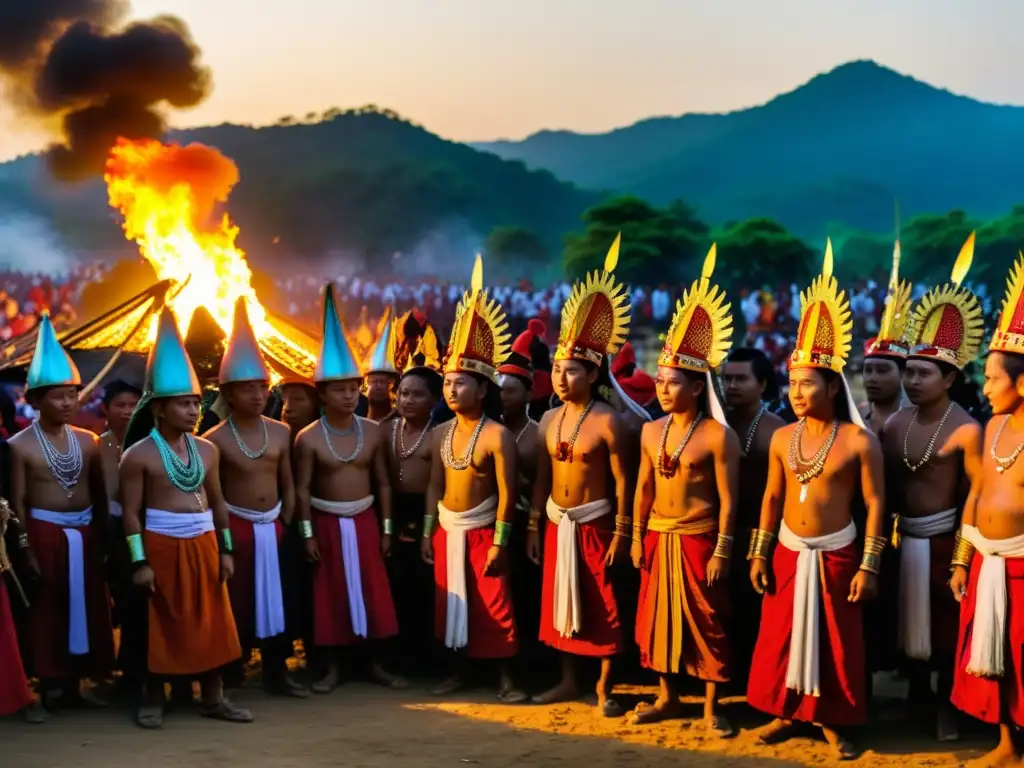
[144,522,241,676]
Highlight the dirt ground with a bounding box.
[0,679,995,768]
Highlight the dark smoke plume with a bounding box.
[0,1,211,180]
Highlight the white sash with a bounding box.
[145,508,215,538]
[897,509,958,661]
[227,502,286,639]
[545,497,613,637]
[311,496,375,638]
[108,501,123,519]
[961,524,1024,677]
[30,507,93,656]
[778,520,857,697]
[437,496,498,650]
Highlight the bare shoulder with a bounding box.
[264,416,291,439]
[642,416,666,440]
[537,406,559,433]
[949,411,983,447]
[760,411,786,433]
[485,420,514,450]
[7,429,31,450]
[204,419,228,439]
[294,420,320,446]
[121,436,154,467]
[882,406,912,434]
[70,425,101,447]
[846,423,881,454]
[703,417,737,448]
[194,434,218,460]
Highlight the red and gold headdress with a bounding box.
[864,240,912,360]
[443,255,510,383]
[989,250,1024,355]
[657,244,732,372]
[396,309,443,377]
[555,234,630,365]
[790,239,853,374]
[907,232,983,370]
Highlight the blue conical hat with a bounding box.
[145,307,201,398]
[219,298,270,385]
[315,283,362,382]
[365,304,398,376]
[26,313,81,390]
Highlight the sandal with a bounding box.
[136,705,164,730]
[497,687,528,704]
[200,699,254,723]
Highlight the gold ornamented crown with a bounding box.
[989,250,1024,355]
[908,232,984,370]
[395,309,443,375]
[865,240,912,359]
[657,243,733,371]
[790,239,853,373]
[555,233,630,365]
[443,255,510,382]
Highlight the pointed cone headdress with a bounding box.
[908,232,984,370]
[365,304,399,376]
[555,233,630,365]
[864,240,912,360]
[26,313,81,391]
[989,250,1024,356]
[219,298,270,385]
[443,255,510,382]
[315,284,362,383]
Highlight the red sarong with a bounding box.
[227,514,286,649]
[433,525,519,658]
[636,527,730,681]
[538,513,623,657]
[0,578,32,716]
[951,553,1024,726]
[311,507,398,646]
[747,539,866,726]
[24,515,115,680]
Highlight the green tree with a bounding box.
[484,226,550,268]
[712,217,815,293]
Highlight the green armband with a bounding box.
[493,520,512,547]
[383,518,394,536]
[126,533,146,564]
[218,528,234,554]
[422,514,436,538]
[299,520,314,540]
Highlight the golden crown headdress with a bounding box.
[657,244,733,372]
[555,233,630,365]
[864,240,913,360]
[907,232,983,370]
[443,255,510,382]
[989,250,1024,355]
[790,239,853,374]
[395,309,443,376]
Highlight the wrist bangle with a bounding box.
[126,533,146,564]
[493,520,512,547]
[218,528,234,555]
[712,533,733,560]
[299,520,314,540]
[950,533,976,571]
[527,517,540,533]
[422,514,436,538]
[614,514,632,538]
[859,535,886,574]
[748,529,775,561]
[383,518,394,536]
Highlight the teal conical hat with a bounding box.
[219,298,270,385]
[145,307,201,399]
[315,283,362,382]
[365,304,398,376]
[26,313,81,391]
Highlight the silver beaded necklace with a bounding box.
[442,416,487,471]
[392,417,432,483]
[228,415,269,460]
[321,415,364,463]
[33,420,82,498]
[741,404,767,457]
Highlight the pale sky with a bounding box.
[0,0,1020,162]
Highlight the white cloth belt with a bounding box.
[897,509,958,661]
[961,524,1024,677]
[545,497,613,638]
[778,520,857,697]
[144,508,215,538]
[228,502,286,639]
[108,501,123,519]
[30,507,94,656]
[437,496,498,650]
[311,496,374,639]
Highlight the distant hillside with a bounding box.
[0,108,601,266]
[475,60,1024,236]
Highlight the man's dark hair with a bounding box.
[727,347,780,401]
[400,368,443,400]
[810,368,855,423]
[103,380,143,408]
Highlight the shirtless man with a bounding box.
[630,253,739,733]
[948,255,1024,767]
[9,314,114,718]
[721,347,785,682]
[203,299,306,698]
[280,379,319,436]
[879,258,984,742]
[529,236,633,717]
[294,284,403,693]
[119,307,250,729]
[746,248,885,760]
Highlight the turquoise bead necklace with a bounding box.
[150,427,206,509]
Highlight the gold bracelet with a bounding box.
[950,533,976,570]
[632,525,645,543]
[859,535,886,574]
[748,529,775,561]
[712,533,733,560]
[614,514,633,539]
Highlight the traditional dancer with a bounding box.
[422,256,525,700]
[294,285,404,693]
[364,306,399,423]
[530,234,634,716]
[949,250,1024,766]
[631,246,740,734]
[119,307,250,728]
[0,497,36,721]
[746,241,885,759]
[204,299,306,697]
[878,234,982,741]
[9,313,114,716]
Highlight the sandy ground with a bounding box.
[0,679,996,768]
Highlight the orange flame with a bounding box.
[104,138,267,342]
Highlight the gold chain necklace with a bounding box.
[991,415,1024,474]
[902,403,954,472]
[787,418,840,503]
